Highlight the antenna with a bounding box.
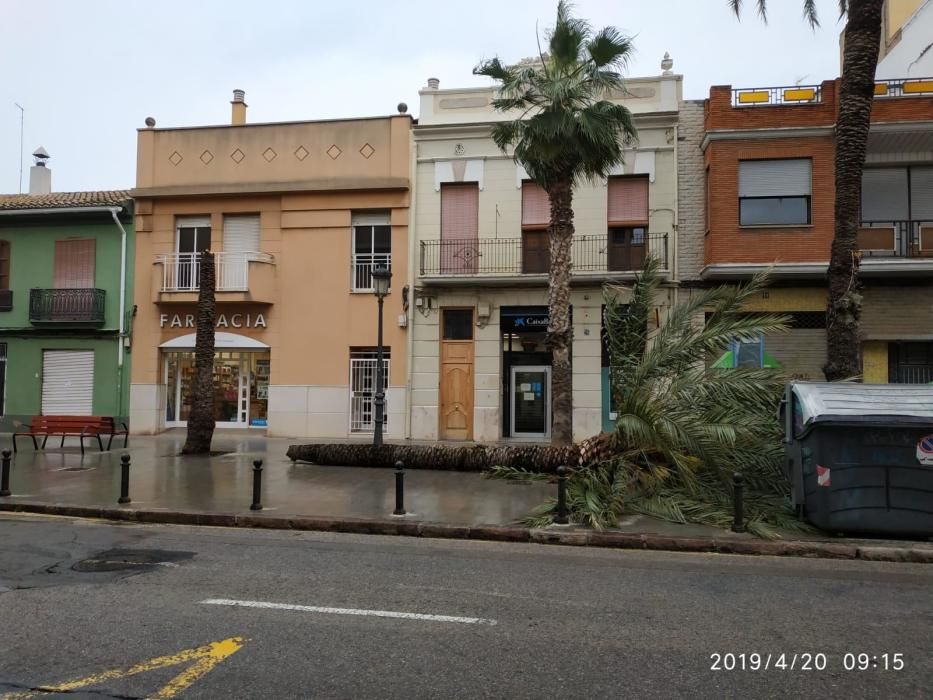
[14,103,24,193]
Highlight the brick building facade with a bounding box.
[699,78,933,382]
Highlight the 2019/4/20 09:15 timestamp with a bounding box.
[709,653,906,671]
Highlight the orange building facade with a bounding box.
[129,94,412,436]
[700,78,933,382]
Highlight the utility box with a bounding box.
[783,382,933,536]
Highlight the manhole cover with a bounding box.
[72,548,195,573]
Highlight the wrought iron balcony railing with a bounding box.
[419,233,668,277]
[858,220,933,258]
[29,288,106,325]
[155,251,275,292]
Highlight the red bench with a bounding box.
[13,416,129,455]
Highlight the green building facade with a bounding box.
[0,191,134,432]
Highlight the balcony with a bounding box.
[731,78,933,107]
[153,252,276,303]
[419,233,668,284]
[29,288,106,326]
[859,221,933,275]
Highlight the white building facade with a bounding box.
[408,63,685,443]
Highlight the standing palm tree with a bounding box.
[731,0,884,380]
[181,251,217,454]
[474,1,638,444]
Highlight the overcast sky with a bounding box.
[0,0,845,193]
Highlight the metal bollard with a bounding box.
[393,461,405,516]
[250,459,263,511]
[118,454,131,504]
[0,449,11,497]
[731,472,746,533]
[555,465,569,524]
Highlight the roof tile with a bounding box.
[0,190,131,211]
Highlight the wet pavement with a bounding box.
[0,431,557,526]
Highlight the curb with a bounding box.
[2,501,931,564]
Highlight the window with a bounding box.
[889,341,933,384]
[739,159,812,226]
[0,342,6,414]
[607,177,649,271]
[522,182,550,274]
[53,239,96,288]
[442,309,474,340]
[174,216,211,291]
[352,212,391,291]
[0,241,10,311]
[349,348,390,432]
[440,184,479,273]
[731,336,764,368]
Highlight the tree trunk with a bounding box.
[287,432,617,472]
[546,179,575,445]
[181,251,216,454]
[823,0,883,381]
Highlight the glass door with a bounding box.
[510,366,551,438]
[165,351,251,428]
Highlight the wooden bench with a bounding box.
[13,416,129,455]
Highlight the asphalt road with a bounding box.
[0,514,930,699]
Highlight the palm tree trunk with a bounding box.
[823,0,883,381]
[546,179,575,445]
[182,251,216,454]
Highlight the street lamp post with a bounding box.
[371,264,392,447]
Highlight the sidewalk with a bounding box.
[1,432,931,563]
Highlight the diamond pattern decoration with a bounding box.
[230,148,246,164]
[169,151,183,166]
[294,145,309,161]
[262,147,277,162]
[359,143,375,159]
[326,144,342,160]
[200,150,214,164]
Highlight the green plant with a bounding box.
[495,257,815,538]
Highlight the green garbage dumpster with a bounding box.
[783,382,933,536]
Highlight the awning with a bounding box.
[159,332,269,350]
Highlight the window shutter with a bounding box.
[521,182,550,228]
[862,168,909,221]
[176,216,211,229]
[739,159,812,197]
[0,241,9,290]
[223,214,261,254]
[910,167,933,220]
[441,183,479,240]
[351,211,391,227]
[53,239,96,288]
[608,177,649,224]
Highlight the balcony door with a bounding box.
[440,183,479,274]
[51,239,96,321]
[222,215,260,290]
[176,217,211,290]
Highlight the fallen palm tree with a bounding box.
[286,433,616,474]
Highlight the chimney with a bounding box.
[426,77,440,90]
[29,147,51,195]
[231,89,247,125]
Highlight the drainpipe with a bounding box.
[109,207,129,419]
[404,137,417,441]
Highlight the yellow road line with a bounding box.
[1,637,245,699]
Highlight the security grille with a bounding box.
[349,349,390,432]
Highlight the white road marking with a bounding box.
[200,597,497,626]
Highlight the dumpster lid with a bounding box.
[791,382,933,426]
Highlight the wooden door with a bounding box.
[439,308,474,440]
[522,230,550,273]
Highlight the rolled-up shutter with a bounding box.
[223,215,260,254]
[910,167,933,220]
[41,350,94,415]
[608,177,649,224]
[739,159,812,197]
[522,183,550,228]
[862,168,909,221]
[53,239,96,288]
